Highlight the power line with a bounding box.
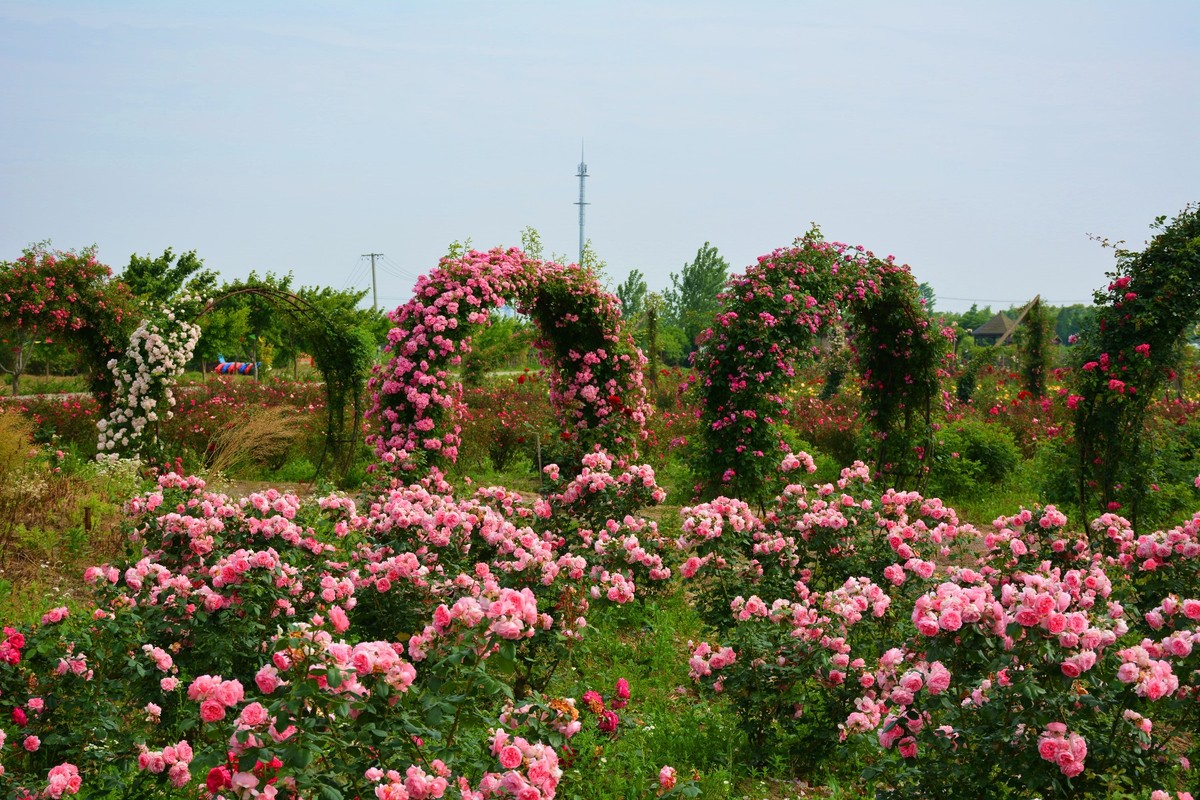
[341,257,368,291]
[940,295,1093,306]
[379,255,420,283]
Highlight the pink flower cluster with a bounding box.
[136,739,194,788]
[408,581,545,662]
[687,641,737,686]
[366,763,451,800]
[677,497,761,550]
[45,763,83,798]
[1098,510,1200,572]
[1117,644,1181,700]
[474,728,562,800]
[187,674,245,723]
[1037,722,1087,778]
[0,626,25,665]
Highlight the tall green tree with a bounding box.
[663,242,729,353]
[615,269,648,320]
[121,248,218,309]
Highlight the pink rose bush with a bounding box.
[679,455,1200,798]
[366,247,650,473]
[0,449,675,798]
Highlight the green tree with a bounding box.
[1054,303,1095,343]
[958,303,993,332]
[663,242,729,354]
[519,227,543,261]
[461,313,534,386]
[120,247,217,309]
[918,281,936,311]
[615,269,648,320]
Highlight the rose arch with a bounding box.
[1070,203,1200,523]
[367,247,650,474]
[691,227,946,502]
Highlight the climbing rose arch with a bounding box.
[367,247,650,473]
[691,227,946,501]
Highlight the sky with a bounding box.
[1,1,1197,314]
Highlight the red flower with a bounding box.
[206,767,232,793]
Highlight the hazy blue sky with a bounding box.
[2,1,1197,312]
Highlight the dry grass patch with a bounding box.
[204,406,304,477]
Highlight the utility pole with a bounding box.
[575,144,588,267]
[361,252,383,310]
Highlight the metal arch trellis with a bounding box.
[192,287,367,482]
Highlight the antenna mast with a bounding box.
[575,143,589,266]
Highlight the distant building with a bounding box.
[970,295,1042,347]
[971,312,1017,346]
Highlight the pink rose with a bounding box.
[499,745,523,770]
[239,702,269,727]
[199,699,226,723]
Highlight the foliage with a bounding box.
[957,304,994,334]
[663,242,729,356]
[461,314,535,387]
[194,282,378,481]
[1055,304,1095,344]
[917,281,936,311]
[615,269,648,321]
[928,418,1022,498]
[1016,298,1052,398]
[121,248,218,310]
[456,372,557,474]
[1073,204,1200,522]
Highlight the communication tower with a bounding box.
[575,144,589,266]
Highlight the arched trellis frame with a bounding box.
[690,228,946,503]
[194,287,374,480]
[366,247,650,475]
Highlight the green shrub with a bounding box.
[929,419,1021,498]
